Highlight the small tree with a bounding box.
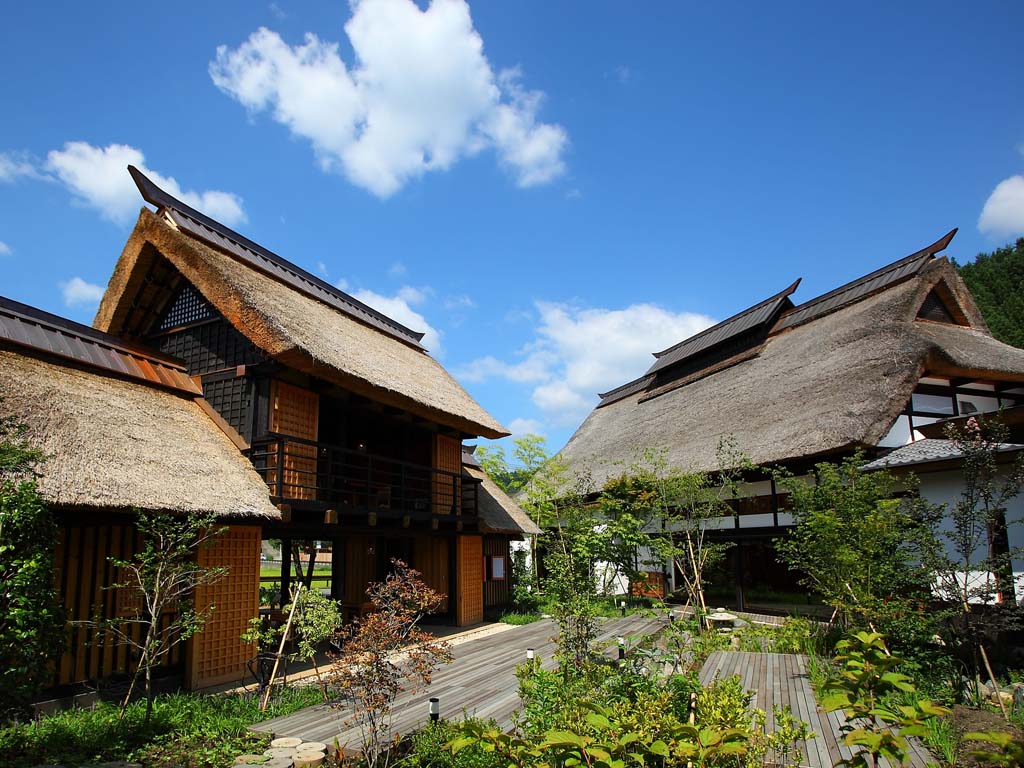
[919,415,1023,695]
[776,454,935,634]
[88,509,228,722]
[0,411,63,722]
[329,560,452,768]
[671,439,750,618]
[290,588,343,700]
[597,448,682,598]
[476,434,550,496]
[479,434,550,593]
[525,455,604,671]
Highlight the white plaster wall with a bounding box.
[916,466,1024,601]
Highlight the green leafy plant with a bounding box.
[696,674,752,731]
[821,631,950,768]
[0,686,322,768]
[963,730,1024,768]
[288,587,343,700]
[0,410,62,723]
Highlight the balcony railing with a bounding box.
[246,433,480,518]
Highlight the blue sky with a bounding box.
[2,1,1023,456]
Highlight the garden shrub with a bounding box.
[404,717,505,768]
[696,674,752,731]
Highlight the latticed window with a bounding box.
[159,284,213,330]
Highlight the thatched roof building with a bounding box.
[93,168,507,440]
[0,296,278,519]
[557,230,1024,487]
[462,450,542,536]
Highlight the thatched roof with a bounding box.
[94,174,507,439]
[0,345,279,519]
[465,465,542,536]
[557,253,1024,488]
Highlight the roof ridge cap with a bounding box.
[652,279,801,359]
[128,165,427,348]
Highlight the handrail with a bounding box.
[245,433,481,518]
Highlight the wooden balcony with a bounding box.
[246,433,480,518]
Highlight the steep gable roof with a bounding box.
[558,234,1024,486]
[95,170,508,439]
[0,298,278,519]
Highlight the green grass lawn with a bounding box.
[259,565,333,592]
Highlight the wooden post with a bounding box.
[280,537,292,605]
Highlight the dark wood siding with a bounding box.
[53,521,183,689]
[153,315,265,375]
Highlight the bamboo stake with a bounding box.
[980,643,1009,721]
[261,582,303,711]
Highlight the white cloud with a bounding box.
[45,142,246,226]
[388,262,408,278]
[443,293,475,310]
[60,277,105,308]
[209,0,567,197]
[979,175,1024,238]
[0,152,44,182]
[0,241,11,256]
[269,2,287,20]
[352,284,443,354]
[335,277,349,291]
[457,301,715,426]
[508,417,545,437]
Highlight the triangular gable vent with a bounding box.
[158,283,213,331]
[916,287,967,326]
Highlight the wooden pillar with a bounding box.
[734,541,746,612]
[331,537,344,601]
[280,537,292,604]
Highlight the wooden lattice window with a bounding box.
[432,434,462,515]
[456,535,483,626]
[269,381,319,501]
[159,284,213,330]
[191,525,261,688]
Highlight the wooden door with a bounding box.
[269,380,319,500]
[415,536,449,613]
[456,534,483,626]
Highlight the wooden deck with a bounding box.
[700,651,935,768]
[253,614,665,748]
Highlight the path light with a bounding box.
[526,648,535,661]
[429,697,440,723]
[620,600,626,617]
[617,636,625,662]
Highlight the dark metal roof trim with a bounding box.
[128,166,426,349]
[645,279,801,376]
[775,228,958,332]
[0,295,201,395]
[597,374,655,407]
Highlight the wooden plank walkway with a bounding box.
[253,614,665,748]
[700,651,935,768]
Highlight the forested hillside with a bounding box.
[956,237,1024,348]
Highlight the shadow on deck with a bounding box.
[251,613,667,748]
